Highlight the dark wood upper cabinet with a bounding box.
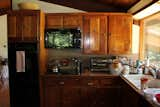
[46,15,63,28]
[0,0,11,14]
[21,11,39,41]
[8,10,40,42]
[108,14,132,54]
[0,0,11,8]
[83,13,132,55]
[83,15,108,54]
[46,13,82,29]
[63,15,82,28]
[8,11,20,40]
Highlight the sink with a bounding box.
[148,79,160,88]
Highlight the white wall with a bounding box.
[12,0,85,13]
[132,24,140,54]
[0,15,8,58]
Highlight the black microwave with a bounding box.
[44,28,81,49]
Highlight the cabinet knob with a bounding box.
[59,81,64,85]
[87,82,94,86]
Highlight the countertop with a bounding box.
[121,74,160,107]
[45,69,119,77]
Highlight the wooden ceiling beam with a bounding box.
[130,0,159,14]
[40,0,126,12]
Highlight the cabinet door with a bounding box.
[44,78,60,107]
[96,87,120,107]
[46,15,63,28]
[0,0,11,8]
[8,12,21,41]
[120,80,141,107]
[81,87,97,107]
[83,15,108,54]
[44,86,61,107]
[81,78,99,107]
[60,78,81,107]
[21,11,39,41]
[61,87,81,107]
[108,15,132,54]
[63,15,82,28]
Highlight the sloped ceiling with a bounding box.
[40,0,158,13]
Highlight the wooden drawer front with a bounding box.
[58,78,80,87]
[100,77,119,87]
[81,79,99,87]
[44,77,59,86]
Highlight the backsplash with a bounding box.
[47,49,138,70]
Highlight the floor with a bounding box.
[0,78,10,107]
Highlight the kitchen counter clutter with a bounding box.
[121,74,160,107]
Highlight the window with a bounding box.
[143,12,160,66]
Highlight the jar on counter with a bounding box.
[140,77,149,90]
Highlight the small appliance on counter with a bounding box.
[90,57,115,73]
[47,57,81,75]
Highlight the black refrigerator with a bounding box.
[8,42,40,107]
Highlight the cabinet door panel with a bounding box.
[63,15,82,28]
[21,12,39,41]
[96,87,120,107]
[46,15,63,28]
[81,87,97,107]
[44,86,60,107]
[8,12,21,41]
[83,15,107,54]
[108,15,132,54]
[8,10,40,42]
[61,87,81,107]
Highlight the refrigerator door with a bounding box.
[8,43,40,107]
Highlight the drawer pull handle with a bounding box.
[59,82,64,85]
[88,82,94,86]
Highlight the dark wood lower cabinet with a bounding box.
[61,87,81,107]
[96,87,120,107]
[81,87,97,107]
[44,86,60,107]
[43,76,121,107]
[120,78,154,107]
[43,76,154,107]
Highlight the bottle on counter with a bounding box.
[145,56,150,67]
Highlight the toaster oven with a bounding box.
[90,57,113,72]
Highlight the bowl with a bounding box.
[18,2,39,10]
[155,94,160,103]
